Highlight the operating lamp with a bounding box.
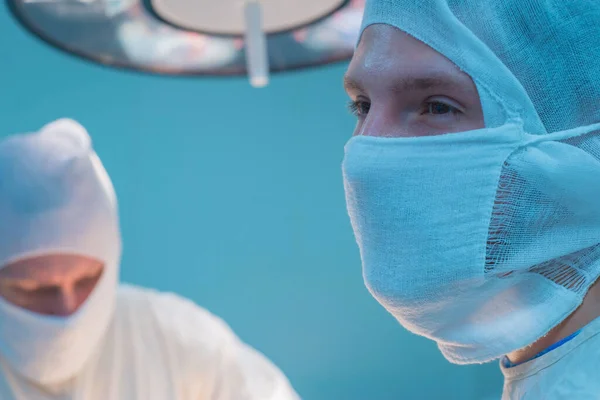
[7,0,364,87]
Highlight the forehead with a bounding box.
[0,254,103,281]
[345,24,473,93]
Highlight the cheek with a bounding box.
[1,289,53,314]
[0,284,10,301]
[415,115,485,136]
[0,285,28,307]
[353,104,408,137]
[351,119,362,136]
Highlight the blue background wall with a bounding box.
[0,9,502,399]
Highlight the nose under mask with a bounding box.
[342,119,600,364]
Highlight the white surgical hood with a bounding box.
[0,118,121,385]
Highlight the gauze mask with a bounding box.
[343,118,600,364]
[0,119,121,384]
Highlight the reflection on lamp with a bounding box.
[8,0,364,86]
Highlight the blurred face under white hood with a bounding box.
[0,119,121,385]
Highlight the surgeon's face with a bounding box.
[344,24,485,137]
[0,254,103,316]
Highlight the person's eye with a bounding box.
[347,99,371,118]
[23,286,59,299]
[423,101,462,116]
[76,276,98,290]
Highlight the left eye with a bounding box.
[76,276,98,289]
[425,102,459,115]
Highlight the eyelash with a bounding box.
[347,100,370,117]
[347,100,461,118]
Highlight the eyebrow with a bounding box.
[343,73,467,94]
[0,269,102,289]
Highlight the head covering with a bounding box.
[343,0,600,363]
[359,0,600,133]
[0,118,121,384]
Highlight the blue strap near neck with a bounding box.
[502,329,582,368]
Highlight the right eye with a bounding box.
[347,99,371,117]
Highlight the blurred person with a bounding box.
[0,118,299,400]
[341,1,600,399]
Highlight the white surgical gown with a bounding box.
[501,316,600,400]
[0,284,300,400]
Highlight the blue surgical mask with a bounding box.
[342,118,600,364]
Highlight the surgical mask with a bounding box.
[0,119,121,384]
[0,262,118,385]
[342,118,600,364]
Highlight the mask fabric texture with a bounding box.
[343,118,600,364]
[0,119,121,384]
[344,0,600,364]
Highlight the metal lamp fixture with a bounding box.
[7,0,364,87]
